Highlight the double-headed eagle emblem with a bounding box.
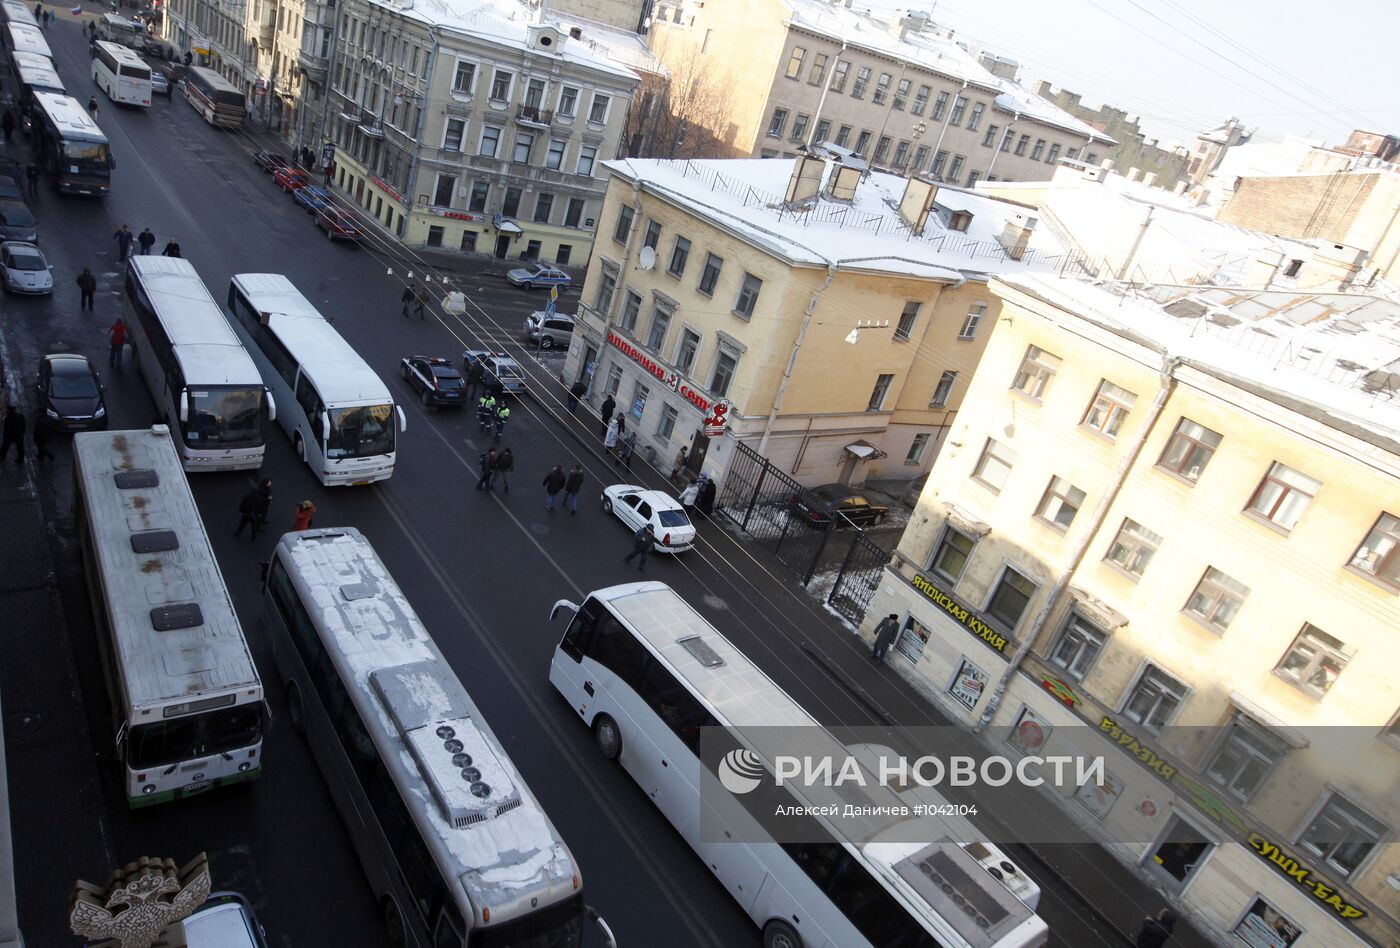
[69,853,211,948]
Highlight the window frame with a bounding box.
[1296,792,1388,879]
[1245,461,1321,533]
[867,373,894,412]
[1082,379,1137,439]
[734,273,762,319]
[617,289,642,333]
[1156,417,1222,483]
[488,68,513,103]
[645,302,673,352]
[930,370,957,408]
[928,526,976,585]
[544,138,567,171]
[958,302,986,339]
[807,53,828,85]
[1204,714,1288,803]
[612,205,634,246]
[904,432,931,465]
[1347,512,1400,590]
[983,564,1038,634]
[1119,663,1190,734]
[767,107,788,138]
[1274,624,1353,699]
[1103,517,1162,580]
[784,45,806,80]
[451,59,476,96]
[477,124,501,158]
[1011,344,1062,401]
[1034,475,1086,532]
[588,92,611,125]
[1182,566,1250,633]
[971,437,1016,494]
[697,253,723,296]
[667,236,691,277]
[710,349,738,398]
[1048,612,1108,683]
[575,144,598,176]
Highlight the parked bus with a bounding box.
[124,257,273,472]
[92,40,152,107]
[72,426,264,807]
[95,12,141,48]
[183,65,246,128]
[263,528,614,948]
[9,51,64,120]
[3,20,51,59]
[225,273,404,485]
[548,582,1052,948]
[32,92,112,196]
[0,0,37,28]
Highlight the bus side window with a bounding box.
[590,614,649,688]
[561,597,602,661]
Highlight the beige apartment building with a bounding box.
[559,153,1074,488]
[867,275,1400,947]
[647,0,1111,186]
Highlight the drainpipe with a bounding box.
[759,263,837,455]
[982,111,1016,181]
[976,352,1182,731]
[928,79,967,175]
[805,39,848,150]
[1116,205,1154,281]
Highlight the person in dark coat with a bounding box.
[31,410,54,461]
[1134,908,1177,948]
[0,110,14,142]
[464,358,485,402]
[233,478,273,538]
[25,163,39,197]
[870,613,901,661]
[695,476,717,518]
[400,285,414,318]
[87,96,99,118]
[493,447,514,492]
[113,225,134,260]
[76,268,97,310]
[619,430,637,471]
[542,464,566,511]
[162,239,182,257]
[623,523,655,571]
[1,405,26,463]
[137,227,156,255]
[567,379,586,415]
[476,447,497,492]
[563,463,584,515]
[599,394,615,437]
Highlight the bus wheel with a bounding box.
[763,920,803,948]
[294,433,305,461]
[382,898,406,948]
[285,683,305,734]
[593,714,621,761]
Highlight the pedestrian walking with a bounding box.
[678,478,699,512]
[542,464,565,511]
[623,523,655,572]
[107,317,127,368]
[32,2,40,18]
[161,239,181,258]
[0,110,14,142]
[399,285,413,318]
[113,224,133,260]
[619,430,637,471]
[31,410,54,461]
[567,379,586,415]
[76,268,97,310]
[602,415,620,456]
[137,227,156,255]
[291,500,316,531]
[599,394,615,437]
[563,463,584,515]
[464,358,484,402]
[25,163,39,197]
[0,404,26,463]
[670,445,689,483]
[233,478,273,538]
[41,9,50,27]
[87,96,99,118]
[870,613,900,661]
[1134,909,1177,948]
[414,284,430,320]
[476,447,497,491]
[696,476,717,519]
[492,402,510,443]
[493,446,513,492]
[476,392,496,433]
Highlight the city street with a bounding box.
[0,17,1197,948]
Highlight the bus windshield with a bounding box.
[467,894,585,948]
[128,704,263,769]
[63,140,110,173]
[186,387,264,448]
[327,404,394,459]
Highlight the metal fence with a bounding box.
[716,440,892,626]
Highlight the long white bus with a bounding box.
[95,12,141,48]
[33,91,112,195]
[3,21,51,59]
[184,65,246,128]
[263,528,614,948]
[92,40,152,107]
[0,0,37,29]
[549,582,1051,948]
[124,257,273,472]
[225,273,404,486]
[10,51,64,119]
[73,426,265,808]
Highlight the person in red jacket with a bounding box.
[107,318,128,369]
[292,500,316,531]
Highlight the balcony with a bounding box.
[257,20,274,48]
[515,105,553,128]
[297,48,328,84]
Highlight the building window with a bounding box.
[1029,139,1045,160]
[1206,716,1287,802]
[1083,379,1137,438]
[982,124,999,148]
[604,364,622,397]
[668,237,691,277]
[768,108,788,138]
[675,329,701,374]
[588,93,610,124]
[1085,152,1098,164]
[873,72,891,105]
[851,66,870,99]
[893,79,910,111]
[656,404,679,441]
[1298,794,1387,878]
[931,371,957,407]
[545,139,567,170]
[557,85,579,117]
[932,90,949,121]
[524,77,546,109]
[595,264,618,314]
[966,170,982,187]
[785,46,806,79]
[1015,134,1030,156]
[1157,417,1221,482]
[452,60,476,95]
[892,141,910,168]
[734,273,762,319]
[911,84,930,116]
[1000,128,1015,152]
[697,253,723,296]
[830,61,849,93]
[646,304,672,351]
[834,125,851,148]
[564,198,585,228]
[791,114,810,142]
[489,68,513,102]
[912,145,930,171]
[1035,476,1086,530]
[929,527,975,584]
[948,155,964,180]
[808,53,827,85]
[1046,143,1061,164]
[904,432,931,465]
[628,381,648,420]
[533,192,554,223]
[894,300,920,340]
[1182,567,1250,632]
[1049,614,1107,682]
[618,290,642,332]
[972,437,1016,493]
[949,95,967,125]
[1104,518,1161,578]
[959,302,986,339]
[432,173,456,207]
[1275,624,1352,698]
[468,180,490,212]
[642,219,661,250]
[512,132,535,164]
[815,120,832,144]
[1349,512,1400,589]
[443,118,466,151]
[502,187,522,217]
[478,125,501,158]
[1011,344,1062,400]
[867,373,894,411]
[854,131,871,156]
[613,205,634,245]
[1121,666,1187,733]
[931,150,947,177]
[576,145,598,176]
[711,350,737,397]
[1246,462,1320,532]
[461,231,477,252]
[967,101,984,131]
[426,225,444,247]
[873,136,891,164]
[986,567,1037,631]
[556,245,572,265]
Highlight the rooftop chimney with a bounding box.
[998,211,1037,261]
[1102,158,1115,172]
[785,155,826,207]
[1142,171,1157,188]
[1173,180,1189,196]
[896,178,938,236]
[826,163,861,202]
[1126,167,1142,182]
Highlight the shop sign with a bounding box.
[371,174,403,203]
[1097,716,1177,779]
[607,331,713,413]
[1037,671,1082,708]
[1233,897,1301,948]
[1008,705,1052,754]
[909,573,1011,655]
[431,208,483,222]
[1247,834,1366,920]
[947,657,987,711]
[702,401,730,437]
[1073,768,1123,821]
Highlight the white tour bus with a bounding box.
[124,257,273,471]
[95,12,141,48]
[73,426,265,808]
[263,528,614,948]
[225,273,404,485]
[3,21,51,60]
[92,40,152,107]
[10,51,64,118]
[0,0,38,27]
[549,582,1051,948]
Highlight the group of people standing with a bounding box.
[113,224,181,261]
[232,478,316,539]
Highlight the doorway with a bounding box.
[837,452,858,485]
[494,235,510,258]
[578,345,598,386]
[1144,815,1214,892]
[688,432,710,474]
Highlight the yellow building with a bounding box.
[560,154,1076,487]
[869,275,1400,946]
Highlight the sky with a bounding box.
[861,0,1398,149]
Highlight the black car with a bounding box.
[252,150,290,174]
[160,61,189,86]
[790,483,890,528]
[0,200,37,243]
[37,354,108,431]
[400,355,467,408]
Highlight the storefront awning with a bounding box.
[496,218,523,234]
[942,502,990,538]
[844,440,887,460]
[1229,692,1310,748]
[1065,586,1129,631]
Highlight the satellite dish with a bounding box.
[638,246,657,270]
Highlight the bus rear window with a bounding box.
[119,65,150,78]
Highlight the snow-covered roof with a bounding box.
[999,276,1400,453]
[548,13,666,78]
[776,0,1112,143]
[604,157,1071,279]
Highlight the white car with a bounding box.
[0,241,53,295]
[601,485,697,553]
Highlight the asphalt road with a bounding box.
[0,17,1148,948]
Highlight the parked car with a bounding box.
[140,36,166,59]
[0,177,21,201]
[789,483,890,528]
[0,158,20,182]
[601,485,696,552]
[147,68,170,97]
[462,350,527,396]
[153,891,269,948]
[523,311,576,349]
[314,206,362,242]
[294,184,332,213]
[252,150,289,174]
[160,61,189,87]
[36,354,107,431]
[0,200,37,243]
[505,264,571,290]
[273,167,309,192]
[400,355,467,408]
[1,241,53,294]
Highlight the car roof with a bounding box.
[180,895,261,948]
[813,484,862,498]
[611,485,682,509]
[45,354,93,373]
[0,177,16,187]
